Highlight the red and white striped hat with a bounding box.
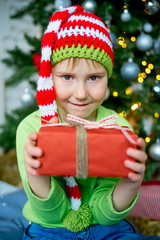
[36,5,114,232]
[37,5,113,124]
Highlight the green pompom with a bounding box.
[63,203,92,232]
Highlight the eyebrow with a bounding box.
[55,71,107,75]
[88,72,106,75]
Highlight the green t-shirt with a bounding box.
[16,105,138,229]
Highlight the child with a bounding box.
[16,5,148,240]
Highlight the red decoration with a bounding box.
[33,53,41,70]
[130,180,160,220]
[36,125,138,178]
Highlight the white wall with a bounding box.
[0,0,41,124]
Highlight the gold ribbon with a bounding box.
[76,125,88,179]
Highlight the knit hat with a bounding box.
[36,5,114,232]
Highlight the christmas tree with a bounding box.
[1,0,160,181]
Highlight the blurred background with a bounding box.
[0,0,160,237]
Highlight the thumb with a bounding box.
[49,116,59,124]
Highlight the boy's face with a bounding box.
[52,58,108,122]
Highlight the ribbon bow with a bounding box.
[66,114,137,145]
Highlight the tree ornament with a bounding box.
[143,22,153,33]
[149,138,160,161]
[136,32,153,52]
[120,58,140,81]
[152,80,160,98]
[104,87,110,101]
[105,15,118,48]
[45,3,55,12]
[54,0,71,10]
[130,83,143,92]
[109,30,118,48]
[146,49,154,56]
[21,88,34,106]
[143,116,153,136]
[82,0,97,13]
[145,0,160,15]
[120,9,131,22]
[33,53,41,70]
[154,36,160,54]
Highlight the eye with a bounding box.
[63,75,72,81]
[89,76,98,81]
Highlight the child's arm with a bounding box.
[23,117,58,199]
[112,137,147,212]
[24,131,51,199]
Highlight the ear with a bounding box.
[49,116,59,124]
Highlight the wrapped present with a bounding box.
[36,115,138,178]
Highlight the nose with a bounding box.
[74,81,88,100]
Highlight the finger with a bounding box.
[28,145,43,158]
[24,142,43,158]
[24,143,42,157]
[126,148,148,163]
[25,164,38,176]
[25,155,41,169]
[28,132,38,146]
[124,160,146,173]
[28,132,38,141]
[128,172,143,182]
[137,137,146,151]
[49,116,59,124]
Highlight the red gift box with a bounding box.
[36,123,138,178]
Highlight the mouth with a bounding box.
[69,102,90,107]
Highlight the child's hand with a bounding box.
[124,137,148,183]
[24,116,58,176]
[113,137,148,211]
[24,132,42,176]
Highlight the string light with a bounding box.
[142,61,147,66]
[119,40,124,45]
[125,88,132,95]
[119,111,126,118]
[145,137,151,143]
[138,73,141,77]
[156,75,160,80]
[148,63,154,69]
[113,91,118,97]
[137,73,145,83]
[130,36,136,42]
[131,103,139,111]
[122,43,127,48]
[131,102,141,111]
[145,68,151,74]
[138,76,144,83]
[118,37,125,41]
[154,112,159,118]
[141,72,147,78]
[118,37,127,48]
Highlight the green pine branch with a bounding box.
[24,34,41,52]
[2,47,38,86]
[11,0,55,30]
